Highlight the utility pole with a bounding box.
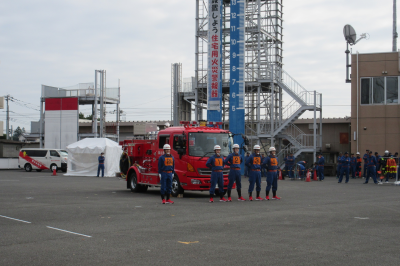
[6,95,10,140]
[394,0,398,51]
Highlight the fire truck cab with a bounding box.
[122,122,234,197]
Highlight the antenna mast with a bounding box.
[394,0,398,51]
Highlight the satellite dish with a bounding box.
[343,24,357,45]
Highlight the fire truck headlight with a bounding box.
[191,179,202,185]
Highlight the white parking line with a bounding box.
[46,226,92,238]
[0,215,31,224]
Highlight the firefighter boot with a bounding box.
[161,194,166,204]
[265,190,270,200]
[272,190,281,200]
[237,189,246,201]
[256,191,263,201]
[220,192,227,202]
[166,194,174,204]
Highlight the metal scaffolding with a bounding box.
[190,0,322,164]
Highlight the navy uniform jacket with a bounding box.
[298,161,306,167]
[350,157,356,166]
[245,153,262,170]
[367,155,377,167]
[262,155,279,171]
[318,156,325,167]
[375,155,381,168]
[341,157,350,168]
[158,154,175,174]
[363,153,369,164]
[224,153,242,169]
[286,156,295,167]
[98,156,105,164]
[206,154,225,171]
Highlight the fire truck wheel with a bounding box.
[171,176,184,197]
[24,163,32,172]
[129,172,140,192]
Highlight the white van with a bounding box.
[19,149,68,172]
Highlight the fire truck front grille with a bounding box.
[197,168,230,176]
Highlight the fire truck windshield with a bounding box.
[188,133,232,157]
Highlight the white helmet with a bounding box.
[356,152,360,155]
[163,144,171,150]
[269,147,276,152]
[233,144,240,149]
[214,145,221,150]
[385,150,389,154]
[253,145,261,150]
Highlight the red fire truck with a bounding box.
[121,121,235,197]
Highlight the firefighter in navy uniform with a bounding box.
[356,152,362,177]
[158,144,175,204]
[97,152,105,177]
[363,149,369,178]
[206,145,227,203]
[317,153,325,181]
[337,152,343,179]
[262,147,281,200]
[338,152,350,183]
[350,153,356,179]
[364,151,379,184]
[375,152,382,177]
[224,144,246,201]
[245,145,263,201]
[286,152,295,180]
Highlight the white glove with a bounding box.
[159,174,161,178]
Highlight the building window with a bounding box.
[360,76,399,105]
[361,78,372,104]
[386,77,398,103]
[373,77,385,104]
[340,133,348,144]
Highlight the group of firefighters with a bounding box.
[157,143,281,204]
[334,150,398,184]
[157,144,398,204]
[279,153,326,181]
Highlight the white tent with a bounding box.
[65,138,122,177]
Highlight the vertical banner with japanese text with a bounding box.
[207,0,222,122]
[230,0,245,173]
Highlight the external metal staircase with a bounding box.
[259,66,321,167]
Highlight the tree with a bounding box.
[79,112,95,120]
[13,126,25,141]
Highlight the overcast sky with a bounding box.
[0,0,396,133]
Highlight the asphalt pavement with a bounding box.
[0,170,399,266]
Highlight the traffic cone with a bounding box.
[313,169,318,181]
[52,168,57,176]
[305,170,311,182]
[278,170,283,180]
